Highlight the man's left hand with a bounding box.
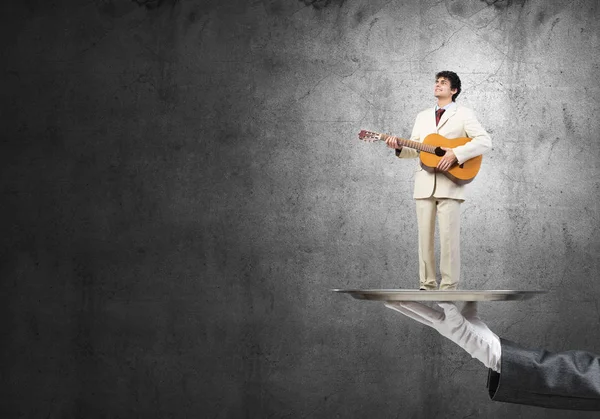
[437,147,457,172]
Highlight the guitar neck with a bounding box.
[380,133,436,154]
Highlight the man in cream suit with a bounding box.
[386,71,491,290]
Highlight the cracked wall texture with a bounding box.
[2,0,600,417]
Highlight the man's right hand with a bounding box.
[385,301,502,372]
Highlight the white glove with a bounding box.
[385,301,502,373]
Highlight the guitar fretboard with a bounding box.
[380,133,437,155]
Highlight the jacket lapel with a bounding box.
[436,105,457,132]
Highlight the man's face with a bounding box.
[434,77,457,100]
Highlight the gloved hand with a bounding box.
[385,301,502,372]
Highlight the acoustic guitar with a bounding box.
[358,130,482,185]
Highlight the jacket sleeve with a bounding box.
[487,338,600,411]
[395,113,420,159]
[452,107,492,164]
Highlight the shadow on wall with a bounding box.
[299,0,526,9]
[132,0,180,10]
[299,0,346,9]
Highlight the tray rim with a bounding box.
[331,289,548,301]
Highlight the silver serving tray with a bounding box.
[332,289,548,302]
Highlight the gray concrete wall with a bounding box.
[3,0,600,417]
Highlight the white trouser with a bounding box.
[415,198,461,290]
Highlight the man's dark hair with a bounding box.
[435,71,461,101]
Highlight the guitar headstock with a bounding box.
[358,130,383,142]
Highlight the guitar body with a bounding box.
[419,134,482,185]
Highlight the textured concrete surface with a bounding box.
[2,0,600,417]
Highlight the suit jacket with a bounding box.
[487,338,600,411]
[397,104,492,200]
